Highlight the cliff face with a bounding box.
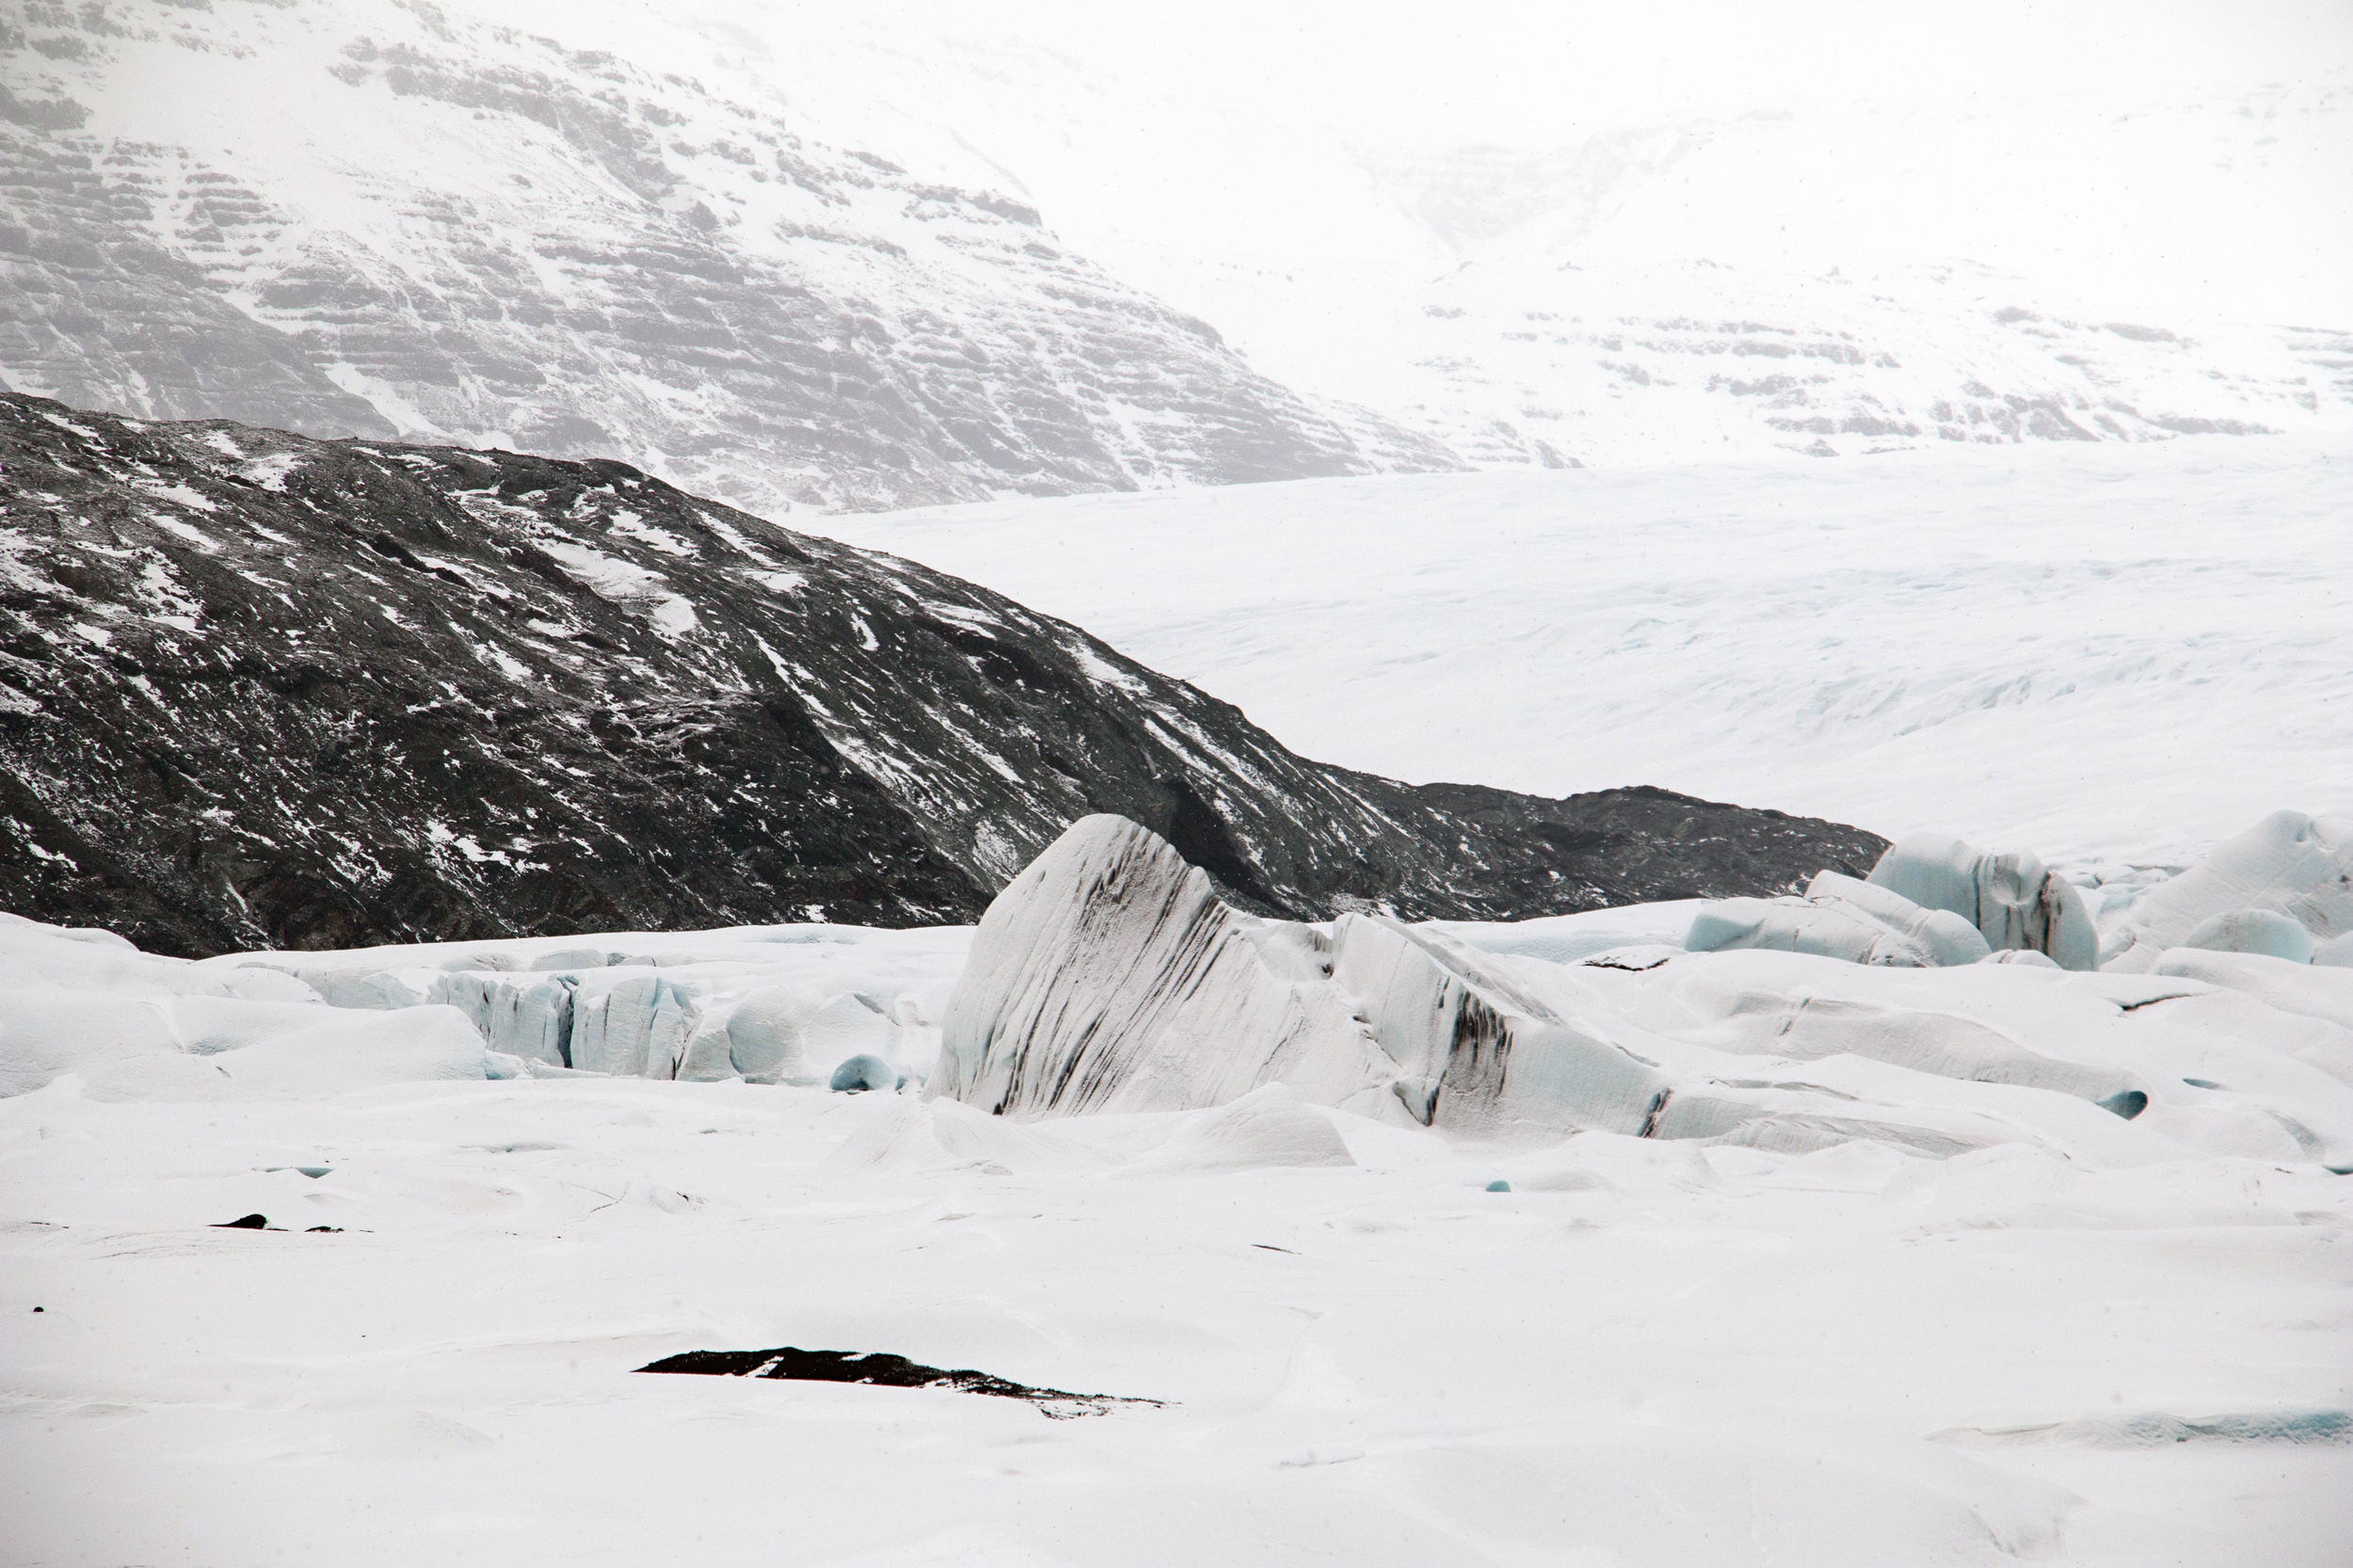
[0,393,1884,955]
[0,0,1457,520]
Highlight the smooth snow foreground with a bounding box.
[5,813,2352,1566]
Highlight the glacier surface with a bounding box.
[805,436,2352,868]
[6,799,2353,1564]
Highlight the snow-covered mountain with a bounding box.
[0,0,1454,519]
[10,3,2343,505]
[1301,257,2353,469]
[718,10,2353,469]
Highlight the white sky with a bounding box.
[880,0,2353,136]
[617,0,2353,325]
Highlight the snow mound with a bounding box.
[200,1007,488,1098]
[2151,950,2353,1035]
[2103,810,2353,971]
[1127,1085,1357,1176]
[824,1093,1105,1176]
[0,912,317,1001]
[2181,909,2315,964]
[1687,894,1945,968]
[0,915,498,1098]
[1703,993,2147,1110]
[0,922,488,1101]
[0,989,181,1097]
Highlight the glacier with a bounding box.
[7,806,2353,1567]
[6,799,2353,1565]
[9,803,2345,1130]
[804,437,2353,869]
[4,7,2346,1563]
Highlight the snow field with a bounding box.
[803,435,2352,869]
[7,794,2353,1564]
[6,1069,2349,1567]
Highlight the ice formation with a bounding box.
[934,816,1768,1143]
[1321,913,1672,1137]
[428,970,574,1067]
[2182,909,2316,964]
[2100,811,2353,971]
[4,807,2347,1173]
[926,814,2353,1166]
[1682,869,1992,968]
[210,931,943,1091]
[830,1054,903,1093]
[1863,834,2099,968]
[931,815,1392,1118]
[1683,830,2108,969]
[1685,815,2353,987]
[0,912,959,1101]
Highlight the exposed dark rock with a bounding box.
[635,1347,1162,1417]
[0,393,1888,955]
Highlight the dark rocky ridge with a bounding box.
[0,393,1886,956]
[635,1348,1161,1417]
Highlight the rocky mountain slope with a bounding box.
[0,393,1883,955]
[0,0,1455,520]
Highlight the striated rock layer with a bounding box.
[0,0,1454,517]
[0,395,1885,955]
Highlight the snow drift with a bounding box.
[0,912,485,1098]
[2102,810,2353,971]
